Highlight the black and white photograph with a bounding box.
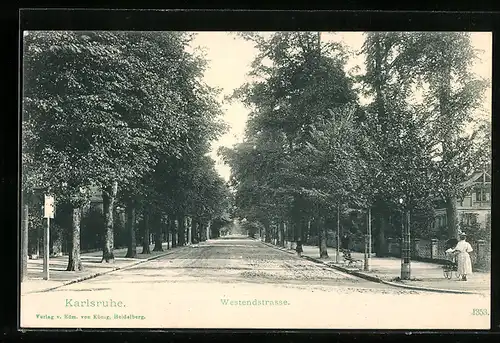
[20,30,491,329]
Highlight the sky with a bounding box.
[189,32,492,182]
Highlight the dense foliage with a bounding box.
[22,31,232,273]
[221,32,490,257]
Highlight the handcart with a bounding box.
[442,258,459,279]
[442,238,461,279]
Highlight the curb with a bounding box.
[257,239,482,295]
[26,246,190,294]
[256,239,294,254]
[376,279,483,295]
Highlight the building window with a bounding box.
[461,213,477,226]
[476,188,486,202]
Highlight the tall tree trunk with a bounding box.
[438,63,458,239]
[271,223,276,244]
[442,113,459,239]
[276,223,280,244]
[197,221,202,242]
[193,218,198,243]
[21,202,29,282]
[102,181,117,263]
[376,211,389,257]
[36,224,40,258]
[191,219,197,244]
[373,36,390,256]
[116,208,126,248]
[171,218,177,247]
[336,205,341,262]
[50,228,63,257]
[197,220,202,242]
[306,219,311,243]
[285,221,290,246]
[125,201,136,258]
[67,206,83,271]
[206,220,211,240]
[187,217,192,244]
[142,209,151,254]
[295,217,303,243]
[203,221,208,241]
[284,221,289,246]
[279,221,285,247]
[264,223,271,243]
[372,201,388,257]
[446,196,459,238]
[153,212,163,252]
[166,216,170,249]
[319,217,328,258]
[178,215,185,246]
[310,217,318,245]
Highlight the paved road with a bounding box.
[21,236,490,329]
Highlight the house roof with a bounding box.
[461,170,491,189]
[430,170,490,204]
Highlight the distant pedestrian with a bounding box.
[295,240,303,257]
[341,233,350,250]
[451,233,473,281]
[341,233,351,260]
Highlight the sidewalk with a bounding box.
[22,242,188,295]
[261,240,490,295]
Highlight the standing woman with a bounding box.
[295,239,303,257]
[452,233,473,281]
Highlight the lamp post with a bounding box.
[336,204,340,263]
[400,198,411,280]
[364,207,372,271]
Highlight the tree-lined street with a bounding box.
[21,30,491,330]
[21,31,232,278]
[220,32,491,277]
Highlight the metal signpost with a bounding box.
[43,195,55,280]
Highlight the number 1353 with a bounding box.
[472,309,489,316]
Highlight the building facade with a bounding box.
[433,171,491,230]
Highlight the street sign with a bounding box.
[44,195,54,219]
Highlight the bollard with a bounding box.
[412,238,420,259]
[431,239,439,260]
[476,240,486,268]
[387,238,393,255]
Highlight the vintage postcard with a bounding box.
[20,31,491,330]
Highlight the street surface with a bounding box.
[21,236,490,329]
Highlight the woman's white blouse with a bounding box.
[454,240,473,253]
